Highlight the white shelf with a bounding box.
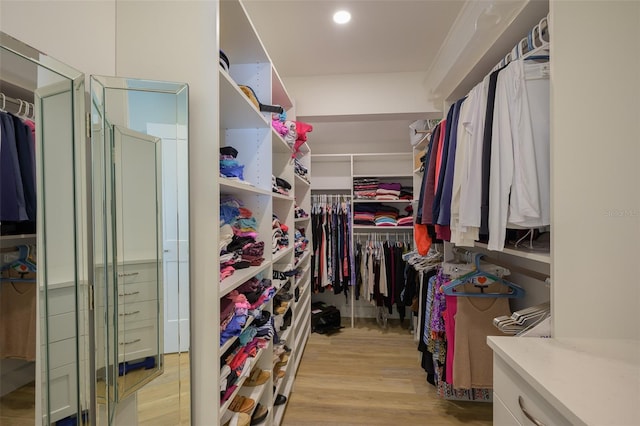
[272,246,294,263]
[352,225,414,231]
[219,69,269,129]
[219,0,270,65]
[413,167,423,175]
[296,250,311,265]
[219,347,266,418]
[272,129,292,154]
[220,262,271,297]
[294,216,310,223]
[294,174,310,187]
[474,242,551,264]
[0,233,36,243]
[272,192,294,202]
[353,199,413,203]
[352,174,413,178]
[219,178,272,197]
[271,65,293,110]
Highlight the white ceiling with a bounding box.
[243,0,464,78]
[242,0,465,154]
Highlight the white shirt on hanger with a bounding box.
[488,59,548,250]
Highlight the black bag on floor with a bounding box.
[311,302,342,334]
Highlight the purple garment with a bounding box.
[432,105,456,222]
[437,97,466,226]
[11,114,36,221]
[377,182,402,191]
[0,112,27,221]
[430,271,448,334]
[421,124,441,225]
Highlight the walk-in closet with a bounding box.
[1,1,639,425]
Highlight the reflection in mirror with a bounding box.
[90,76,189,426]
[0,32,87,426]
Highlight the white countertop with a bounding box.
[488,336,640,426]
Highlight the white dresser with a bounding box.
[488,336,640,426]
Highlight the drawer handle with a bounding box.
[118,291,140,297]
[119,310,140,316]
[118,272,139,278]
[120,338,141,345]
[518,395,546,426]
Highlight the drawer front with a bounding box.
[116,300,158,323]
[494,356,572,426]
[96,299,158,328]
[118,319,158,363]
[95,262,159,287]
[117,280,159,303]
[117,262,159,284]
[48,311,76,343]
[48,339,76,370]
[494,392,522,426]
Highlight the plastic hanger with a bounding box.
[523,19,550,61]
[442,253,525,298]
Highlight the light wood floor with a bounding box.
[281,318,493,426]
[0,352,191,426]
[2,321,492,426]
[0,380,34,426]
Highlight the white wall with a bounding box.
[114,1,220,423]
[551,1,640,340]
[0,1,116,78]
[286,71,440,119]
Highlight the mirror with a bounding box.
[90,76,189,426]
[0,32,88,425]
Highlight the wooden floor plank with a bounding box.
[281,318,493,426]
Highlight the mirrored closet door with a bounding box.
[90,76,190,426]
[0,32,191,426]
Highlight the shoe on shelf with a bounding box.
[250,403,269,425]
[223,412,251,426]
[229,395,255,414]
[274,394,287,406]
[245,368,270,387]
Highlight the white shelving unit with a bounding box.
[215,2,311,424]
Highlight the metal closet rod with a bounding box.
[0,92,34,110]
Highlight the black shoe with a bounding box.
[250,403,268,425]
[274,394,287,406]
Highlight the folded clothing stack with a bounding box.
[220,322,273,403]
[283,120,313,158]
[293,228,308,263]
[272,214,289,254]
[353,177,379,199]
[397,205,414,227]
[272,176,292,196]
[376,182,402,201]
[219,197,265,280]
[374,205,400,227]
[294,158,309,182]
[220,146,244,181]
[354,203,404,227]
[294,205,308,219]
[220,277,276,345]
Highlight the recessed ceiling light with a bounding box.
[333,10,351,25]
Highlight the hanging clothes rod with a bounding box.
[0,93,34,117]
